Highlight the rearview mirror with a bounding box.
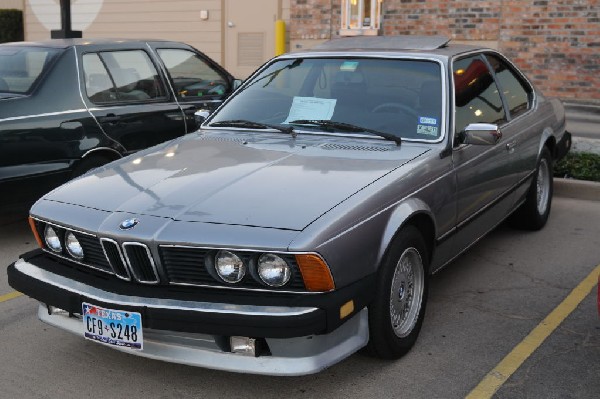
[459,123,502,146]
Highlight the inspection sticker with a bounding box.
[340,61,359,72]
[417,124,439,136]
[419,116,437,125]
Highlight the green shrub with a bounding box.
[0,9,24,43]
[554,152,600,182]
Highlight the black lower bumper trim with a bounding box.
[8,251,376,339]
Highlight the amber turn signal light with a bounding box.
[28,217,44,248]
[295,254,335,292]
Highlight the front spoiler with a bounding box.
[8,257,372,375]
[37,304,369,376]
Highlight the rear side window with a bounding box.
[485,54,532,119]
[0,46,62,94]
[453,54,506,135]
[83,50,166,104]
[157,48,229,100]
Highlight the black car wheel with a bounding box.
[510,146,553,230]
[366,225,429,359]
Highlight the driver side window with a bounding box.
[157,49,229,101]
[453,54,506,135]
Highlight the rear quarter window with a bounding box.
[0,47,61,94]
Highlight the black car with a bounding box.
[0,38,236,213]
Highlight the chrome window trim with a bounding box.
[0,109,89,123]
[203,54,448,145]
[449,49,539,147]
[14,259,319,317]
[100,238,131,281]
[122,242,160,284]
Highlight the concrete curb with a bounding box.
[554,178,600,202]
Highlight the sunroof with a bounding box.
[313,36,451,51]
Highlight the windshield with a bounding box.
[209,57,443,141]
[0,46,62,94]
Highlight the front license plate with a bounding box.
[82,303,143,350]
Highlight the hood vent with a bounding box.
[320,143,390,152]
[197,135,246,144]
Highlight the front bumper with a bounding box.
[8,252,374,375]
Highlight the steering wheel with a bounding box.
[372,103,418,119]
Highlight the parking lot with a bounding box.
[1,194,599,399]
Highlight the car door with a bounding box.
[483,53,539,204]
[152,45,234,132]
[450,53,518,249]
[80,46,186,154]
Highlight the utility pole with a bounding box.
[50,0,82,39]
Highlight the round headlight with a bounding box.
[258,253,291,287]
[44,225,62,253]
[215,250,245,283]
[65,232,84,260]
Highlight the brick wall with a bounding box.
[289,0,600,101]
[500,0,599,101]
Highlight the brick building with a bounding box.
[290,0,600,102]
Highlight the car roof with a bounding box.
[295,36,488,59]
[0,38,178,49]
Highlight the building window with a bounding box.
[341,0,382,36]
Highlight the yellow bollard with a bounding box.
[275,20,286,56]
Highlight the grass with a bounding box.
[554,152,600,182]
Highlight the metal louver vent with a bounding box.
[123,243,159,284]
[320,143,390,151]
[101,239,130,280]
[238,32,264,66]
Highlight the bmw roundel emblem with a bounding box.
[119,218,139,230]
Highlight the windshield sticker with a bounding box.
[419,116,438,125]
[340,61,359,72]
[417,125,439,136]
[284,97,337,123]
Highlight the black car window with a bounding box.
[83,50,166,104]
[156,48,229,101]
[485,54,532,119]
[453,54,507,135]
[0,46,61,94]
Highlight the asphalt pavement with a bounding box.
[0,186,599,398]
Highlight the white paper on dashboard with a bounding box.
[283,97,337,123]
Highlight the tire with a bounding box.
[366,225,429,359]
[509,147,553,230]
[71,155,112,179]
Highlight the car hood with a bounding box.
[41,131,430,231]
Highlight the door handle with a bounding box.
[98,114,121,124]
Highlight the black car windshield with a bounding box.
[0,46,62,94]
[209,57,443,141]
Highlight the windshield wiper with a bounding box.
[209,119,295,137]
[288,119,401,145]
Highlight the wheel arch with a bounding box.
[539,127,557,159]
[378,198,437,275]
[80,147,122,163]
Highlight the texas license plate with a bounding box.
[82,303,143,349]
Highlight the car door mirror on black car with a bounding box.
[194,109,211,125]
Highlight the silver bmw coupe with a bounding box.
[8,36,571,375]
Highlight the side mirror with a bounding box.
[459,123,502,146]
[194,109,211,125]
[232,79,243,90]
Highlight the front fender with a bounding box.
[377,198,435,265]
